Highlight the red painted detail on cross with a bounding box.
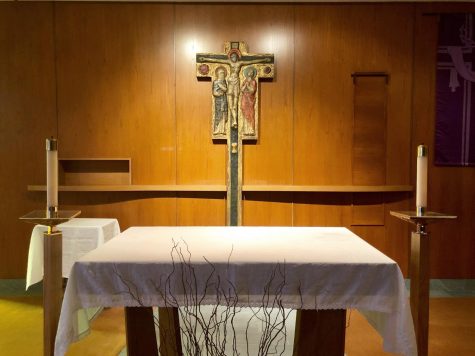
[199,64,209,75]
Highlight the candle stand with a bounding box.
[390,210,456,356]
[20,209,80,356]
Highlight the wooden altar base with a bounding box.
[125,307,159,355]
[293,309,346,356]
[124,307,347,356]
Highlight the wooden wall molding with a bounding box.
[27,184,412,192]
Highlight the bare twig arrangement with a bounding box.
[114,239,300,356]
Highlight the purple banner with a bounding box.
[436,14,475,166]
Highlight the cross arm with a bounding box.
[241,54,274,66]
[196,53,229,65]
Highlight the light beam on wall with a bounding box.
[185,38,202,59]
[258,29,289,54]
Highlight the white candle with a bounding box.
[46,138,58,209]
[416,144,428,214]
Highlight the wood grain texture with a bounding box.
[55,3,176,185]
[351,193,384,226]
[124,307,159,356]
[244,185,412,192]
[2,2,474,279]
[384,195,411,276]
[59,192,177,231]
[238,5,295,228]
[28,184,412,192]
[350,226,386,255]
[413,3,475,278]
[410,230,430,356]
[293,309,346,356]
[53,3,178,232]
[293,193,353,227]
[239,5,294,187]
[28,185,227,192]
[175,5,228,186]
[174,5,229,225]
[158,307,183,356]
[242,192,293,226]
[176,193,226,226]
[59,158,131,185]
[293,4,413,187]
[292,3,415,275]
[0,2,57,278]
[43,232,63,356]
[352,76,387,185]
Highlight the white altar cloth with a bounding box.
[55,226,416,356]
[26,218,120,289]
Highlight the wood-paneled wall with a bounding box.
[0,3,57,277]
[412,2,475,278]
[0,2,473,279]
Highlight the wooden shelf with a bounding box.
[27,184,412,193]
[59,158,131,185]
[27,185,227,192]
[243,185,412,192]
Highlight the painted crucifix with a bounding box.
[196,41,274,226]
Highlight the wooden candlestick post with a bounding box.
[20,211,81,356]
[20,139,81,355]
[43,226,63,356]
[410,222,429,356]
[390,211,456,356]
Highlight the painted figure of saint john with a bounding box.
[240,66,257,135]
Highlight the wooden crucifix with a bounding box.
[196,41,274,226]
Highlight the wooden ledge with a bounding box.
[243,185,412,192]
[28,184,412,193]
[27,185,227,192]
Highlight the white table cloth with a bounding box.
[26,218,120,289]
[55,226,416,356]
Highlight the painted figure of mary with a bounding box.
[212,66,228,135]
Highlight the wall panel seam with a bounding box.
[52,2,59,140]
[173,3,178,227]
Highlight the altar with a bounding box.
[54,226,416,356]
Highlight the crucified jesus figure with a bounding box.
[198,49,271,128]
[196,42,275,225]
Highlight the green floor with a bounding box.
[0,279,42,297]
